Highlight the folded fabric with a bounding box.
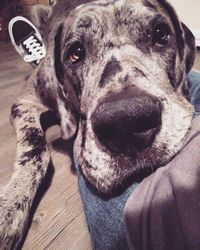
[124,116,200,250]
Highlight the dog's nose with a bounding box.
[92,92,162,155]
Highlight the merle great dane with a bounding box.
[0,0,196,248]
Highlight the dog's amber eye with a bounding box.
[67,41,85,64]
[152,23,170,45]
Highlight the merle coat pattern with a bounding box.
[0,0,196,249]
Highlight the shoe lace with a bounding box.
[23,35,46,64]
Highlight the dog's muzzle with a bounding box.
[92,88,162,155]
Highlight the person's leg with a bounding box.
[188,71,200,116]
[74,156,138,250]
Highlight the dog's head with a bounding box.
[34,0,195,193]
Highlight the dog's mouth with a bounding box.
[91,88,162,156]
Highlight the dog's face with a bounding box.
[34,0,195,193]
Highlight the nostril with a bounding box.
[134,106,162,133]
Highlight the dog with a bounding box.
[0,0,196,249]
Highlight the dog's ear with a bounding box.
[30,4,53,35]
[35,23,78,140]
[181,22,196,74]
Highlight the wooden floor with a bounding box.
[0,42,91,249]
[0,41,200,250]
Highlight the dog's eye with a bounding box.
[152,23,170,45]
[67,41,85,64]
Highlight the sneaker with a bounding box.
[8,16,46,67]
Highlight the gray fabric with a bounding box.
[124,116,200,250]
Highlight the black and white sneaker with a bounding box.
[8,16,46,67]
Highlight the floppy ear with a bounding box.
[181,22,196,74]
[35,23,79,140]
[30,4,53,35]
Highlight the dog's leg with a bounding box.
[0,91,50,250]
